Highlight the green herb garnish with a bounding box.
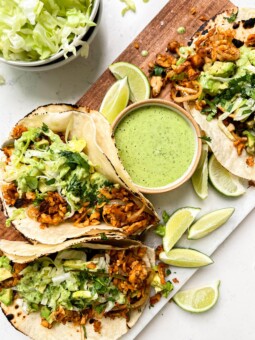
[224,12,237,23]
[154,224,166,237]
[100,233,108,240]
[162,210,170,224]
[199,136,212,142]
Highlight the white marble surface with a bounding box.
[0,0,254,339]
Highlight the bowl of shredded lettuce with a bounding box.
[0,0,100,67]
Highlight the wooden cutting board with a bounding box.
[0,0,235,242]
[77,0,235,108]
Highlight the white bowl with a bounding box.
[0,0,100,68]
[5,1,102,72]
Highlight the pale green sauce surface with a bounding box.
[114,105,196,188]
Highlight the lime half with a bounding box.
[99,77,130,124]
[173,280,221,313]
[109,61,150,102]
[208,155,247,197]
[159,248,213,268]
[192,143,209,199]
[188,207,235,240]
[163,207,200,253]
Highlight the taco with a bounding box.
[0,239,155,340]
[149,7,255,180]
[0,104,158,244]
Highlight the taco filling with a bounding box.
[148,9,255,175]
[1,123,154,235]
[0,246,153,332]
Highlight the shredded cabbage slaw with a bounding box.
[0,0,95,61]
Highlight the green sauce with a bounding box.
[114,105,196,188]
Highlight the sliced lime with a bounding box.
[188,207,235,240]
[208,155,247,197]
[159,248,213,267]
[99,77,130,124]
[173,280,221,313]
[109,61,150,102]
[191,143,209,199]
[163,207,200,253]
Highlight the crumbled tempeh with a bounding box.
[11,125,28,139]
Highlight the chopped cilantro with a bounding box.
[66,174,86,198]
[154,224,166,237]
[42,123,49,133]
[168,72,186,81]
[94,304,105,314]
[46,178,55,185]
[224,12,237,23]
[162,210,170,224]
[161,281,174,298]
[59,151,90,171]
[199,136,212,142]
[153,65,166,77]
[100,233,108,240]
[166,269,171,276]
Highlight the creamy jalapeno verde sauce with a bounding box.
[114,105,196,188]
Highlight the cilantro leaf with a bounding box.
[100,233,108,240]
[42,123,49,133]
[161,281,174,298]
[153,66,166,77]
[154,224,166,237]
[224,12,237,23]
[59,151,90,171]
[162,210,170,224]
[199,136,212,142]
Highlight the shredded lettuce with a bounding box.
[6,208,26,227]
[0,0,95,61]
[16,250,127,318]
[0,256,12,272]
[4,124,110,213]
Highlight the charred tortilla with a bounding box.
[0,104,159,245]
[186,7,255,180]
[149,7,255,180]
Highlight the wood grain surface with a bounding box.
[0,0,235,242]
[77,0,235,108]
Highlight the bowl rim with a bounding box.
[0,0,100,67]
[112,98,202,194]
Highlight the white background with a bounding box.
[0,1,254,339]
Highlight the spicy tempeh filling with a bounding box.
[0,247,153,333]
[149,20,255,166]
[1,124,154,235]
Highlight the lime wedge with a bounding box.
[99,77,130,124]
[163,207,200,253]
[188,207,235,240]
[208,155,247,197]
[159,248,213,267]
[191,143,209,199]
[109,61,150,102]
[173,280,221,313]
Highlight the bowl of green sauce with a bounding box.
[112,99,202,194]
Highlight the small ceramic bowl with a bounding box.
[0,0,100,68]
[112,99,202,194]
[8,1,102,72]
